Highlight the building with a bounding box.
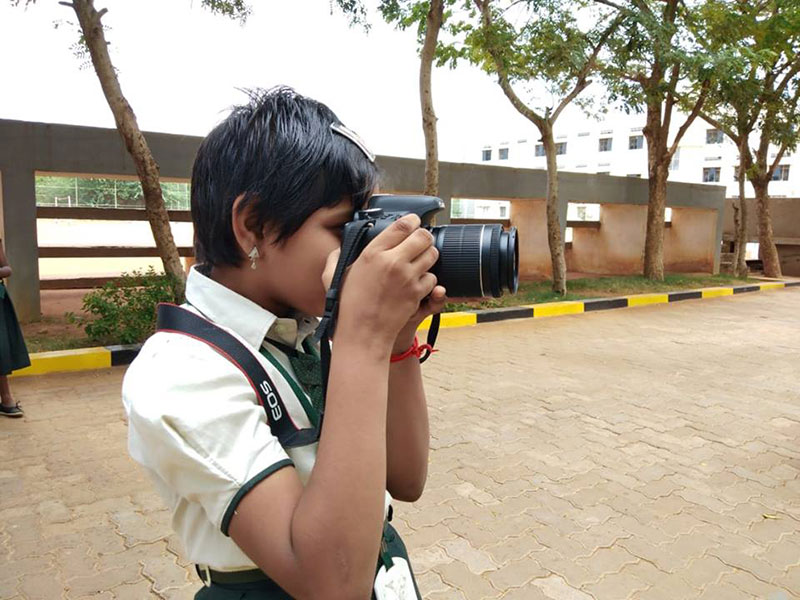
[475,111,799,199]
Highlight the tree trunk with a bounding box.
[419,0,443,197]
[71,0,186,299]
[731,201,741,272]
[643,164,669,281]
[541,124,567,295]
[643,104,668,281]
[751,177,782,278]
[734,141,748,277]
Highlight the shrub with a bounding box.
[67,267,179,346]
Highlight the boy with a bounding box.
[122,86,446,598]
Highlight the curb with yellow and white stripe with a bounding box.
[13,281,799,378]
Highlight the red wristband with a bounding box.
[390,336,436,363]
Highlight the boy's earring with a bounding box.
[248,246,259,270]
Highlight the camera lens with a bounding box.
[430,224,519,298]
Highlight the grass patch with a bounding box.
[22,317,92,353]
[445,273,753,312]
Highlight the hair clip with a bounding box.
[330,122,376,163]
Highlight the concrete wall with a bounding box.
[567,204,647,274]
[1,119,728,321]
[722,197,800,240]
[722,197,800,275]
[664,207,717,272]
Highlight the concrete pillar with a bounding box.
[0,168,40,322]
[509,198,551,278]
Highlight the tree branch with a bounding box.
[630,0,655,20]
[667,78,710,158]
[551,16,621,122]
[768,86,800,176]
[474,0,546,128]
[592,0,628,13]
[552,78,591,123]
[699,111,739,145]
[768,145,788,178]
[662,62,680,139]
[774,57,800,99]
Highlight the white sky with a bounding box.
[0,0,545,163]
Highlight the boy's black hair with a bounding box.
[191,86,381,267]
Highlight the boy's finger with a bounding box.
[394,227,435,263]
[410,244,439,273]
[367,214,421,252]
[418,272,438,298]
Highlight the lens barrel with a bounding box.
[431,224,519,298]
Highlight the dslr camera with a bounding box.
[344,195,518,298]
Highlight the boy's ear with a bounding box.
[231,195,264,260]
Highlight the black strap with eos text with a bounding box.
[156,303,319,449]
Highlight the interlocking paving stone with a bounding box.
[3,288,799,598]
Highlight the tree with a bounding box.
[14,0,251,300]
[378,1,448,197]
[699,1,800,278]
[460,0,619,295]
[61,0,249,299]
[596,0,717,281]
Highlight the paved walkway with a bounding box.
[2,289,799,599]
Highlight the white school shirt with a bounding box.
[122,266,390,572]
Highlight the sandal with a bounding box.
[0,403,23,418]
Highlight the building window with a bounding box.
[706,128,724,144]
[598,138,613,152]
[703,167,721,182]
[629,135,644,150]
[498,147,509,160]
[499,206,507,217]
[627,173,642,178]
[772,164,790,181]
[482,149,492,161]
[556,142,567,155]
[670,149,680,171]
[535,144,545,157]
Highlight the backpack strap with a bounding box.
[156,303,320,449]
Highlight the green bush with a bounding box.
[67,267,179,346]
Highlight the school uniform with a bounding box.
[0,280,30,376]
[123,266,418,598]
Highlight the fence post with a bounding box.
[0,168,40,322]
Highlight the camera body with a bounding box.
[344,195,518,298]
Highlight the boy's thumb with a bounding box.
[321,248,341,291]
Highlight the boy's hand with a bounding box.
[392,285,446,354]
[322,214,440,351]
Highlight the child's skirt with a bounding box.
[0,282,30,376]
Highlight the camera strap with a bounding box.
[156,303,320,448]
[313,220,374,431]
[312,220,442,433]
